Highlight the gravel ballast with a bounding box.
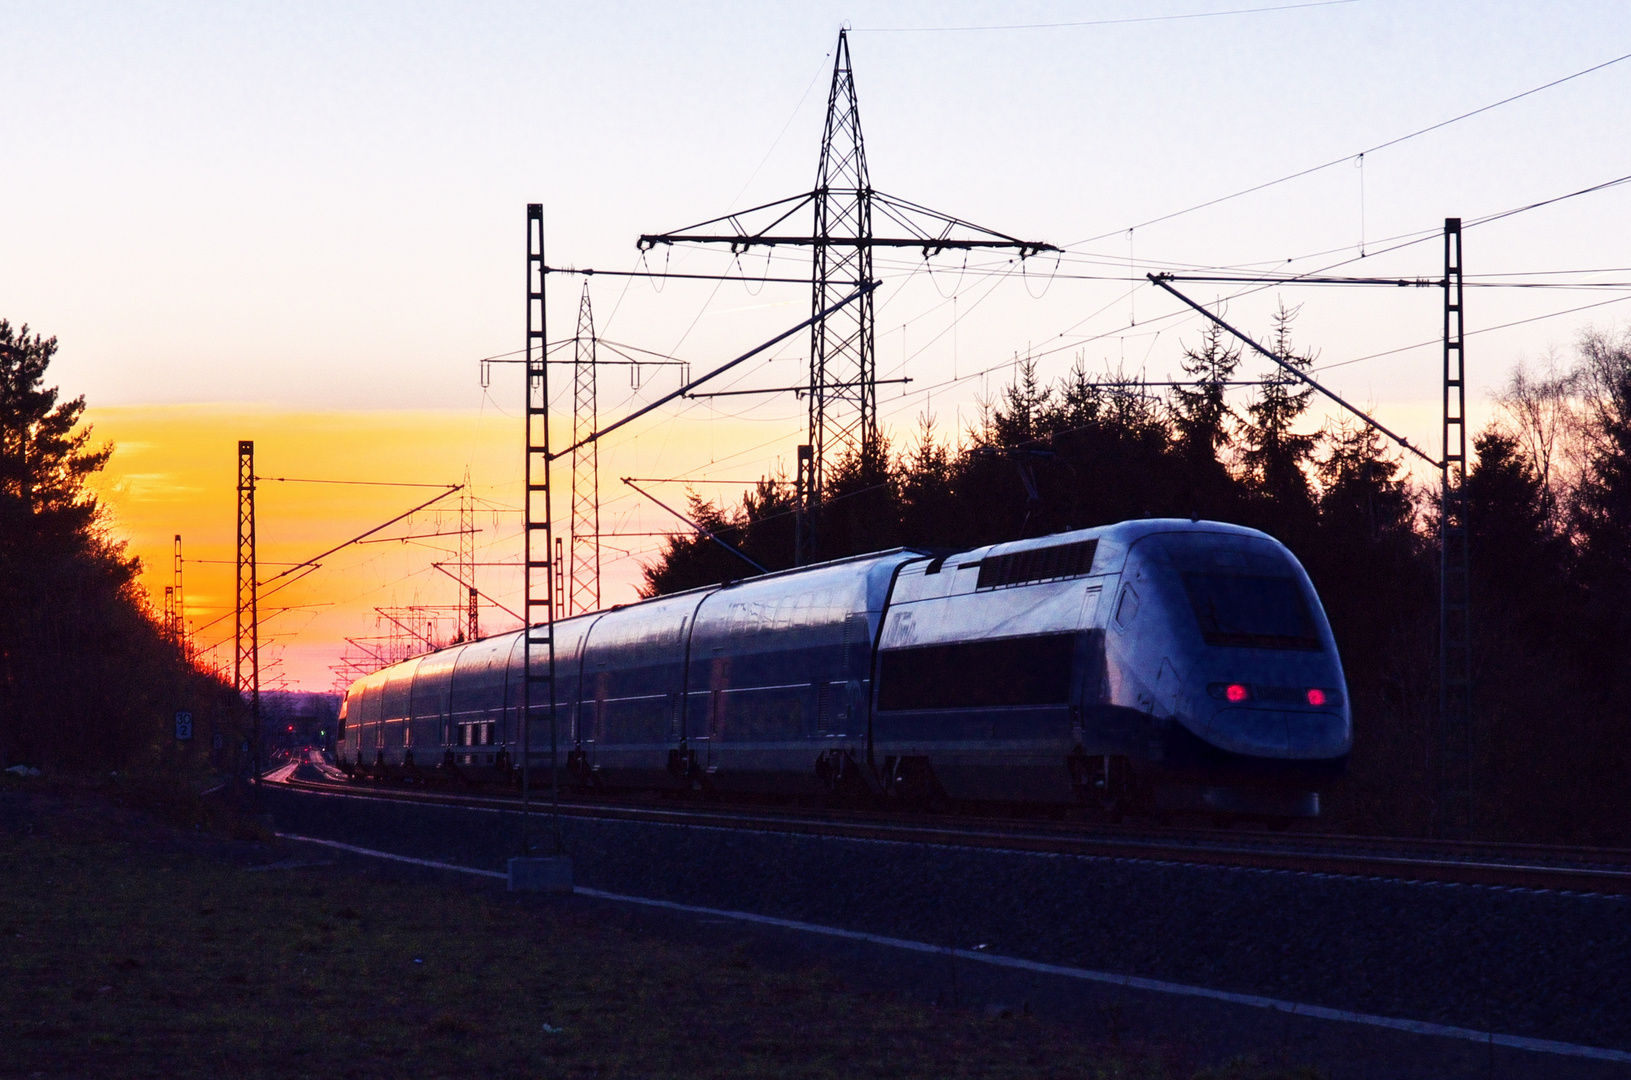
[266,787,1631,1058]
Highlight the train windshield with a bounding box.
[1181,573,1321,651]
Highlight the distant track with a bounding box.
[273,773,1631,896]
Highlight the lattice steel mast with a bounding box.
[1439,217,1472,837]
[1150,230,1476,837]
[523,204,560,853]
[458,468,478,641]
[235,441,260,783]
[638,30,1055,563]
[172,533,186,654]
[570,283,601,615]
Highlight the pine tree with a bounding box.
[988,355,1050,447]
[1,319,221,773]
[0,321,111,533]
[898,414,957,548]
[1241,301,1317,518]
[1169,321,1242,516]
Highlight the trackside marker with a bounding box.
[276,832,1630,1064]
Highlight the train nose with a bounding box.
[1205,708,1349,759]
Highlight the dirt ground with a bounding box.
[0,780,1320,1079]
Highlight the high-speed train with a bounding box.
[336,520,1351,819]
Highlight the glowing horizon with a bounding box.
[88,402,804,692]
[84,384,1493,694]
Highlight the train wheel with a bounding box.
[1073,755,1134,821]
[886,756,946,813]
[817,749,882,810]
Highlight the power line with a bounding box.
[1314,291,1631,373]
[1150,273,1437,466]
[189,486,463,640]
[685,377,913,399]
[257,476,459,489]
[545,266,814,285]
[1467,173,1631,230]
[1033,171,1631,393]
[860,0,1358,33]
[623,477,786,485]
[1069,48,1631,245]
[549,282,879,463]
[355,530,476,544]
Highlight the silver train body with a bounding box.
[336,520,1351,818]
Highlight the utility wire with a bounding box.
[257,476,459,489]
[861,0,1358,32]
[1314,291,1631,373]
[1070,48,1631,245]
[1467,174,1631,230]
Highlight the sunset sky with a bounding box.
[5,1,1629,688]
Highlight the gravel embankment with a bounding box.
[266,787,1631,1054]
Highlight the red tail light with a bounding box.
[1226,683,1249,702]
[1306,688,1327,706]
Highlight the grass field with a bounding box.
[0,781,1321,1079]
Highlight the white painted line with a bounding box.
[277,833,506,879]
[275,831,1631,1064]
[277,783,1626,901]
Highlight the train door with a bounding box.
[701,645,726,773]
[581,663,606,773]
[841,612,870,738]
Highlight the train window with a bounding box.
[1182,573,1321,651]
[877,634,1075,711]
[1115,586,1139,626]
[977,539,1097,589]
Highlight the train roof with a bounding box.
[955,518,1276,573]
[375,520,1278,672]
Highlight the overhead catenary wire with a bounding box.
[527,194,1629,526]
[1314,291,1631,374]
[1066,49,1631,246]
[1150,274,1437,466]
[515,64,1631,485]
[860,0,1359,32]
[291,43,1631,680]
[551,282,880,462]
[187,486,463,640]
[256,477,460,489]
[622,479,768,575]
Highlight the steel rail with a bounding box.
[275,775,1631,896]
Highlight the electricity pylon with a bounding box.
[570,283,601,615]
[639,30,1055,563]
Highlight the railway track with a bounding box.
[273,772,1631,896]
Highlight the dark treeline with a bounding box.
[0,320,235,778]
[643,310,1631,844]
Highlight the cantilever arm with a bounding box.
[549,281,880,462]
[1148,275,1441,468]
[623,479,768,576]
